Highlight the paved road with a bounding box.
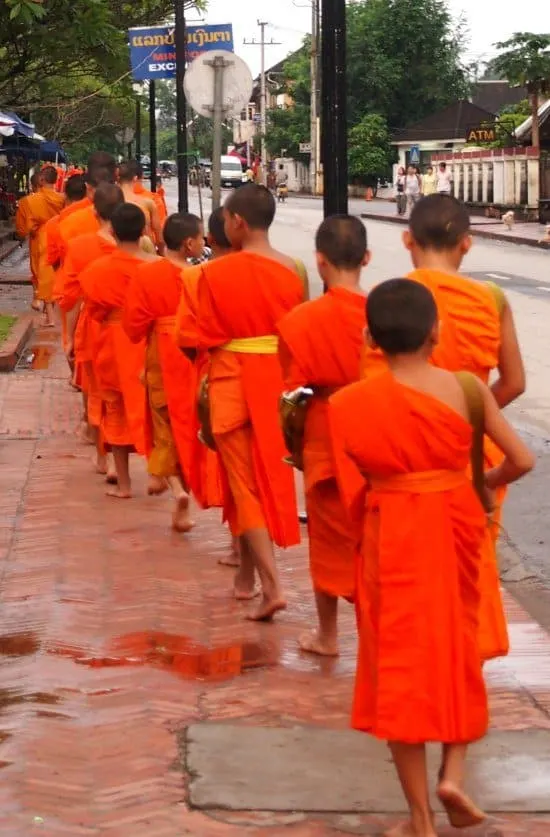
[165,182,550,592]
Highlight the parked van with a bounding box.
[220,155,245,189]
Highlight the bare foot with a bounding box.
[148,475,168,496]
[219,554,241,567]
[234,585,261,601]
[384,821,436,837]
[172,494,194,533]
[80,422,95,445]
[31,300,42,312]
[105,471,118,485]
[245,596,287,622]
[299,631,339,657]
[44,321,55,329]
[95,454,107,475]
[437,781,486,829]
[106,486,132,499]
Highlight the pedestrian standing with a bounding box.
[395,166,406,216]
[404,165,422,214]
[436,161,453,195]
[422,165,437,196]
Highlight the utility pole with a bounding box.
[310,0,320,195]
[321,0,348,216]
[175,0,189,211]
[244,21,281,185]
[149,80,158,193]
[135,97,142,162]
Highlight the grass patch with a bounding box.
[0,315,16,345]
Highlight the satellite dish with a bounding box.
[184,50,253,120]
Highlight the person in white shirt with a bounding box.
[404,165,421,213]
[436,162,452,195]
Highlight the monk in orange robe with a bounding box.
[118,160,164,251]
[133,161,167,224]
[277,216,369,656]
[193,184,304,621]
[175,208,237,561]
[15,172,41,309]
[331,279,534,837]
[46,174,88,272]
[18,167,65,318]
[59,183,123,472]
[123,213,204,532]
[361,194,526,663]
[81,203,156,497]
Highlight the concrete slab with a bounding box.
[185,724,550,813]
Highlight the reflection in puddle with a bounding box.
[24,345,54,370]
[49,632,280,681]
[0,632,39,657]
[0,688,61,710]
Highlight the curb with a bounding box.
[0,313,34,372]
[0,240,21,266]
[360,212,550,250]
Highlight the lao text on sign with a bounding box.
[466,125,496,144]
[128,24,234,81]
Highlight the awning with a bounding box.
[39,140,67,163]
[0,111,35,138]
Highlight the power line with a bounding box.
[243,21,281,182]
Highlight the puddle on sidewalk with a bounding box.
[0,631,39,657]
[0,688,61,710]
[23,345,54,370]
[48,631,280,681]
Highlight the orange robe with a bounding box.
[195,252,303,546]
[47,198,91,269]
[361,268,508,662]
[81,251,146,453]
[175,264,225,510]
[20,189,65,300]
[59,233,117,413]
[277,287,366,599]
[15,196,35,284]
[134,181,167,224]
[330,372,488,743]
[123,259,195,483]
[56,203,97,268]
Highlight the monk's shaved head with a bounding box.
[118,160,141,183]
[367,278,437,355]
[41,166,58,186]
[224,184,275,230]
[30,172,41,191]
[208,207,231,249]
[87,151,116,182]
[110,203,145,243]
[93,183,124,221]
[86,166,115,188]
[316,215,367,269]
[65,174,87,202]
[163,213,202,251]
[409,195,470,251]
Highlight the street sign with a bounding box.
[409,145,420,165]
[466,124,496,144]
[184,50,253,120]
[128,24,234,81]
[299,142,312,154]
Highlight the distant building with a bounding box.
[471,80,528,114]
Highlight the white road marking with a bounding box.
[536,286,550,292]
[486,273,510,281]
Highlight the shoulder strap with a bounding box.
[456,371,486,508]
[294,259,310,301]
[485,280,506,317]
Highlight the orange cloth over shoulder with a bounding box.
[196,251,303,547]
[277,286,366,599]
[60,232,117,394]
[81,250,146,453]
[134,181,167,223]
[123,258,196,481]
[47,198,90,269]
[361,267,508,662]
[57,202,97,267]
[330,372,488,744]
[20,188,65,293]
[175,263,225,510]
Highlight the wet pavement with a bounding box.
[0,284,549,834]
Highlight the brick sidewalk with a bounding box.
[0,322,549,836]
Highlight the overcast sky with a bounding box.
[195,0,545,77]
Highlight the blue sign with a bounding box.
[128,24,234,81]
[409,144,420,165]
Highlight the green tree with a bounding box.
[348,113,391,185]
[492,33,550,149]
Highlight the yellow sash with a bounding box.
[222,335,278,354]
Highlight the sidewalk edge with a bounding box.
[0,313,34,372]
[360,212,550,250]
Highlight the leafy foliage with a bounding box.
[348,114,391,183]
[0,0,205,157]
[492,33,550,95]
[266,0,470,177]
